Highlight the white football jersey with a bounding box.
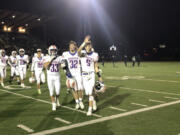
[17,55,29,68]
[0,55,8,67]
[62,51,81,76]
[80,50,99,72]
[31,56,45,72]
[9,56,18,67]
[44,55,62,76]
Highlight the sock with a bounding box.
[75,99,79,104]
[79,98,82,102]
[88,106,92,112]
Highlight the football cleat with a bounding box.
[56,100,61,107]
[21,83,25,88]
[79,101,85,110]
[75,103,80,110]
[1,83,4,87]
[86,110,92,116]
[52,103,56,111]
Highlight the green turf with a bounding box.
[0,62,180,135]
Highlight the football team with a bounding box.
[0,35,105,116]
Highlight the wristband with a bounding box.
[97,72,101,78]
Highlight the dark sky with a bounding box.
[1,0,180,51]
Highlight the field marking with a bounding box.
[0,89,102,118]
[109,85,180,96]
[131,103,148,107]
[54,117,72,124]
[4,85,31,90]
[109,106,127,112]
[106,76,180,83]
[17,124,34,133]
[118,87,180,96]
[164,96,179,100]
[139,78,180,83]
[149,99,165,103]
[30,99,180,135]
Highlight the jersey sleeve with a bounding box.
[94,52,99,62]
[62,52,66,59]
[57,56,63,63]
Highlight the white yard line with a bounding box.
[30,100,180,135]
[131,103,148,107]
[109,106,127,112]
[0,89,102,118]
[17,124,34,133]
[164,96,179,100]
[139,78,180,83]
[118,87,180,96]
[54,117,71,124]
[106,76,180,83]
[149,99,165,103]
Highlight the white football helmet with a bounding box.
[48,45,58,56]
[0,49,5,56]
[11,51,17,56]
[19,48,25,55]
[37,49,42,52]
[29,77,35,83]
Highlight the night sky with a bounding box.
[1,0,180,51]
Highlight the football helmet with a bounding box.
[48,45,57,56]
[0,49,5,56]
[94,81,106,93]
[19,48,25,55]
[37,49,42,52]
[11,51,17,56]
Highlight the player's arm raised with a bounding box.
[78,35,91,57]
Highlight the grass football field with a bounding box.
[0,62,180,135]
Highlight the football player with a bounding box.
[8,51,20,84]
[0,49,9,87]
[16,48,29,88]
[62,41,84,110]
[78,36,104,116]
[44,45,62,111]
[31,49,45,94]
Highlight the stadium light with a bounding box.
[1,21,5,24]
[12,15,16,18]
[37,18,41,21]
[110,44,117,51]
[18,27,26,33]
[3,25,12,32]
